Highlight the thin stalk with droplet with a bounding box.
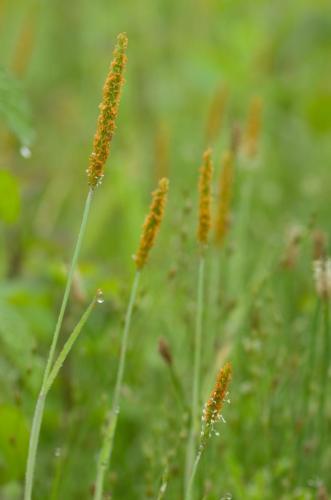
[24,33,128,500]
[94,178,169,500]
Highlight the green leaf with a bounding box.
[0,170,21,224]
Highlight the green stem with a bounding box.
[319,300,330,441]
[44,295,97,394]
[185,255,205,496]
[24,189,93,500]
[94,271,141,500]
[185,451,202,500]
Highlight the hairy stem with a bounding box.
[94,271,141,500]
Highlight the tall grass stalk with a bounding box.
[24,189,94,500]
[319,300,330,439]
[186,362,232,500]
[185,255,205,495]
[94,177,169,499]
[94,271,141,500]
[185,451,202,500]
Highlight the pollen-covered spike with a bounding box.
[133,178,169,270]
[197,148,213,247]
[201,362,232,442]
[87,33,128,189]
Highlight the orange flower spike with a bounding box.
[197,149,213,248]
[134,178,169,270]
[215,150,234,246]
[201,362,232,444]
[87,33,128,189]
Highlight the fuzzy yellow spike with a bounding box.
[87,33,128,188]
[197,149,213,247]
[201,362,232,441]
[133,178,169,269]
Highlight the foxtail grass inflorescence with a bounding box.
[133,178,169,269]
[185,362,232,500]
[214,150,235,246]
[197,148,213,249]
[186,149,213,495]
[87,33,128,189]
[24,34,128,500]
[94,178,169,500]
[200,361,232,445]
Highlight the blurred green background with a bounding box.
[1,0,331,498]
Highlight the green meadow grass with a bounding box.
[1,0,331,498]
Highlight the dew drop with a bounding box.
[54,447,61,458]
[96,289,104,304]
[220,493,232,500]
[20,145,31,158]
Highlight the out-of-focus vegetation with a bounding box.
[1,0,331,498]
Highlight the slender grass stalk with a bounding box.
[24,189,93,500]
[186,149,213,495]
[185,451,202,500]
[44,294,97,394]
[94,271,141,500]
[186,362,232,500]
[319,300,330,436]
[94,177,169,499]
[185,255,205,493]
[297,299,321,480]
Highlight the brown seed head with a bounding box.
[133,178,169,270]
[158,337,172,366]
[201,362,232,442]
[87,33,128,189]
[214,150,234,246]
[243,96,263,159]
[197,149,213,247]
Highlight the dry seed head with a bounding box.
[201,362,232,443]
[87,33,128,189]
[158,337,172,366]
[197,149,213,247]
[214,150,234,246]
[243,96,263,159]
[133,178,169,269]
[313,258,331,301]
